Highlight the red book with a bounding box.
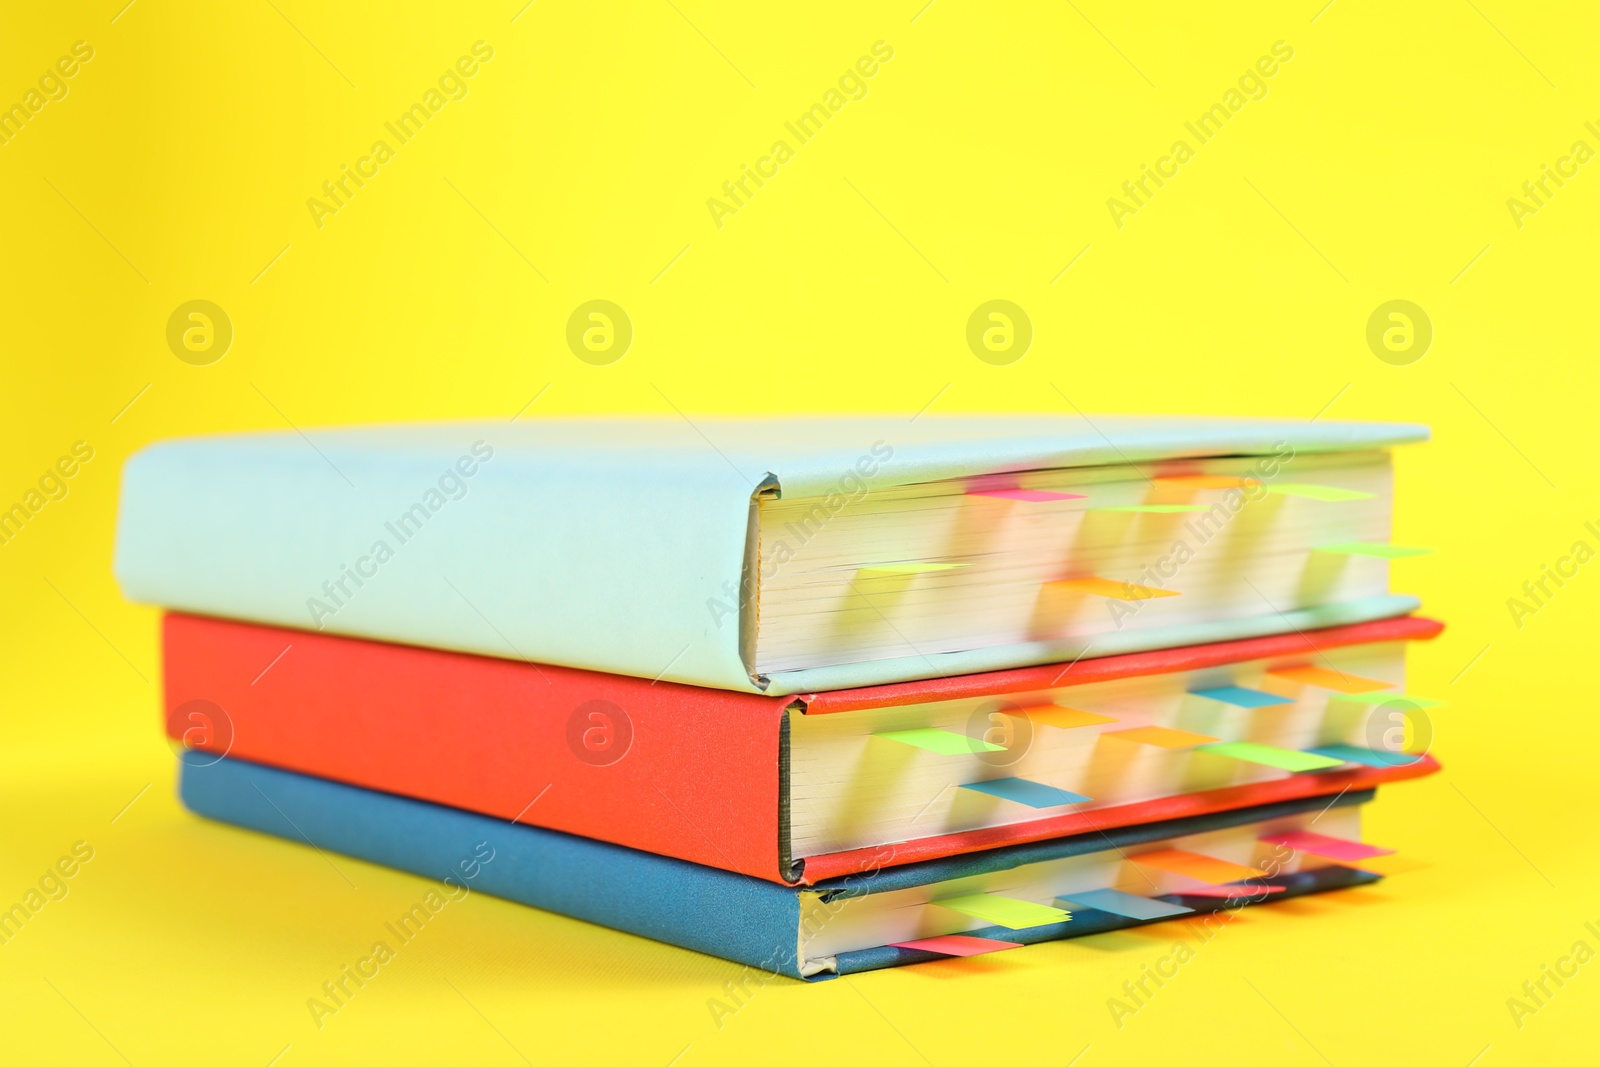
[164,612,1443,885]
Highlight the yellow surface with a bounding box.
[2,1,1596,1063]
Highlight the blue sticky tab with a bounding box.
[1058,887,1195,920]
[959,778,1092,808]
[1305,744,1425,768]
[1189,685,1295,708]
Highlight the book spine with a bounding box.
[163,612,789,882]
[179,754,807,977]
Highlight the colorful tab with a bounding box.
[1090,504,1211,513]
[877,728,1004,755]
[1315,542,1434,559]
[1103,725,1220,749]
[1330,691,1446,709]
[1047,577,1180,600]
[1198,741,1346,772]
[1268,483,1374,502]
[933,894,1073,930]
[969,489,1087,502]
[889,934,1022,957]
[1260,830,1395,862]
[1131,849,1266,884]
[1170,883,1286,898]
[857,562,967,577]
[1152,475,1253,489]
[1058,888,1195,920]
[1304,744,1424,768]
[1014,705,1119,730]
[1266,665,1394,694]
[959,778,1091,808]
[1189,685,1295,708]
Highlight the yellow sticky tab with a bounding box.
[1152,475,1253,489]
[1014,705,1119,730]
[1269,483,1374,502]
[1103,725,1220,749]
[1047,577,1180,600]
[933,894,1072,930]
[877,728,1004,755]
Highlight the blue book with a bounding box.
[117,416,1425,694]
[179,752,1383,979]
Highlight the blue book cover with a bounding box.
[117,416,1425,695]
[179,752,1382,979]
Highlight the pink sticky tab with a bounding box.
[1261,830,1395,862]
[969,489,1088,502]
[1170,883,1287,898]
[890,934,1022,957]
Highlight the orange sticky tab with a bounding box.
[1012,705,1119,730]
[1267,665,1394,694]
[1153,475,1253,489]
[1132,848,1266,884]
[1102,725,1220,748]
[1046,577,1180,600]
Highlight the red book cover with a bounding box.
[163,612,1443,885]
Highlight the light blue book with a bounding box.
[115,415,1425,694]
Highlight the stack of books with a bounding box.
[115,416,1441,979]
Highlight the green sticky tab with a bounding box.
[1316,542,1435,559]
[877,728,1004,754]
[1199,742,1346,772]
[1330,692,1447,709]
[1268,484,1374,502]
[934,893,1072,930]
[857,562,968,576]
[1092,504,1212,513]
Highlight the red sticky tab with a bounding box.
[890,935,1022,957]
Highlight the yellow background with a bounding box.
[3,1,1597,1063]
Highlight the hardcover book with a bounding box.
[180,753,1394,980]
[165,611,1442,884]
[117,416,1428,694]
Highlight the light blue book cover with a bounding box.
[114,415,1425,694]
